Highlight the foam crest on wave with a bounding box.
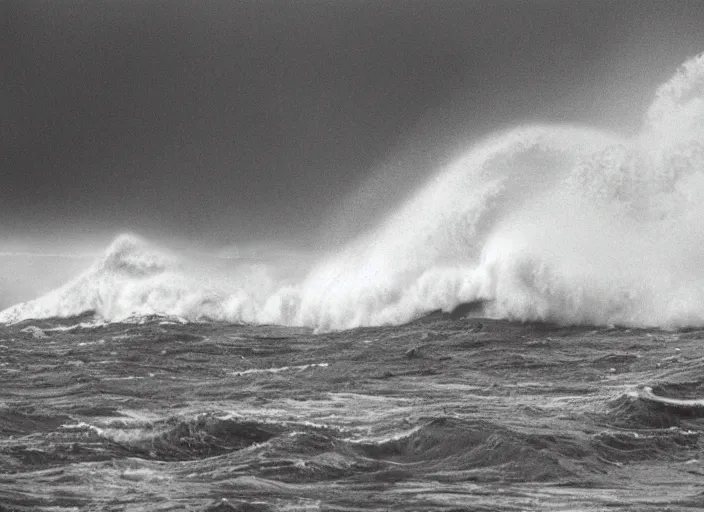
[0,234,273,324]
[3,53,704,330]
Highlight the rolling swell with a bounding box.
[587,390,703,466]
[94,415,280,462]
[2,412,606,483]
[349,417,596,482]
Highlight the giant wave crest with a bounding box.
[3,53,704,330]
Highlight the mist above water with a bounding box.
[2,53,704,330]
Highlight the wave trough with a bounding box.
[3,53,704,330]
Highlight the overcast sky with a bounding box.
[3,0,704,252]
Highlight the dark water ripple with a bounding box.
[1,316,704,510]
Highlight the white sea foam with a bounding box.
[231,363,329,377]
[44,321,108,332]
[2,53,704,330]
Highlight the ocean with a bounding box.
[1,314,703,510]
[2,52,704,511]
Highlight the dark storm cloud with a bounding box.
[2,1,704,247]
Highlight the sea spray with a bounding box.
[2,53,704,330]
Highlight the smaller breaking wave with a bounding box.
[0,234,290,325]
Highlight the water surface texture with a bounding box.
[2,315,704,511]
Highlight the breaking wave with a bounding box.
[3,53,704,330]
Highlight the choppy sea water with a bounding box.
[2,313,704,511]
